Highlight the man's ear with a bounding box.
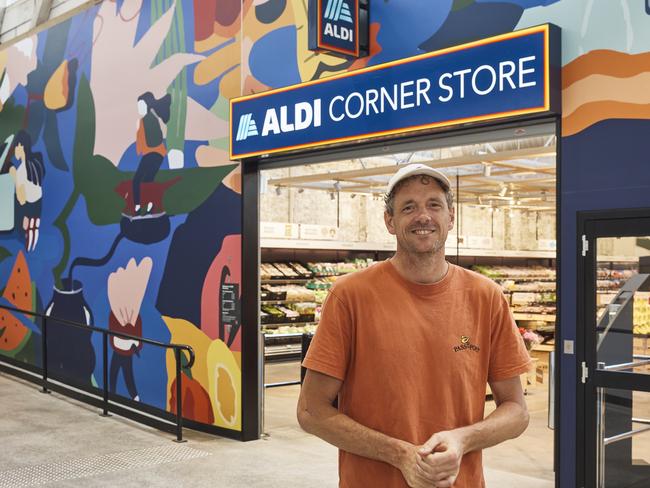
[448,205,455,231]
[384,211,396,235]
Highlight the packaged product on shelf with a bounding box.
[261,284,287,301]
[276,305,300,320]
[313,289,328,303]
[290,302,316,315]
[289,262,313,277]
[289,302,316,322]
[261,305,285,323]
[260,310,270,324]
[511,292,540,306]
[261,263,284,279]
[273,262,300,278]
[634,292,650,335]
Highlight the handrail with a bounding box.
[0,303,195,442]
[602,355,650,372]
[604,424,650,446]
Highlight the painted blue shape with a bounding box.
[186,54,237,114]
[157,185,241,328]
[248,26,301,88]
[370,0,453,64]
[419,1,523,52]
[476,0,560,8]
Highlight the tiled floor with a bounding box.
[0,361,557,487]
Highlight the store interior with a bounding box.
[257,123,650,480]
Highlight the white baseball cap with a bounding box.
[386,163,451,195]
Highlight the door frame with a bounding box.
[577,208,650,487]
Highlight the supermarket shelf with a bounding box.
[262,238,396,251]
[264,343,302,359]
[497,277,556,282]
[531,344,555,352]
[513,313,556,322]
[261,278,312,284]
[261,300,317,305]
[597,256,640,263]
[264,333,304,338]
[261,238,557,258]
[261,321,317,328]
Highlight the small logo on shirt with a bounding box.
[454,335,480,353]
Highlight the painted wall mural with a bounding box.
[1,0,649,439]
[0,0,242,432]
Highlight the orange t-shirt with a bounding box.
[302,261,532,488]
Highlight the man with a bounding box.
[297,163,531,487]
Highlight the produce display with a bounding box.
[260,260,376,358]
[633,292,650,335]
[260,259,648,360]
[472,265,557,320]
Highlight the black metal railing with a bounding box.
[0,303,195,442]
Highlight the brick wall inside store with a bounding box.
[261,169,557,251]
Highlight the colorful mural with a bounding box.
[0,0,242,432]
[1,0,649,443]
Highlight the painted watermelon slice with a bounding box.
[0,251,33,354]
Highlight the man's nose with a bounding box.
[414,208,432,223]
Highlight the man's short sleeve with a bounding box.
[302,288,353,381]
[488,291,532,383]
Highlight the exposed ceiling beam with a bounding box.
[30,0,52,30]
[267,146,556,186]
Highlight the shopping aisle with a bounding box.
[1,367,553,487]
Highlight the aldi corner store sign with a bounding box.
[230,24,560,160]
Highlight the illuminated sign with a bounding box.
[231,24,560,159]
[308,0,368,57]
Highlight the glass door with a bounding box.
[582,214,650,488]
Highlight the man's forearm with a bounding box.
[298,402,410,468]
[456,400,529,454]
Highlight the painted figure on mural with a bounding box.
[133,92,172,215]
[0,130,45,252]
[107,257,153,402]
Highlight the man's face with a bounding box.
[384,175,455,257]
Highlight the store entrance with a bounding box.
[257,121,558,483]
[579,211,650,488]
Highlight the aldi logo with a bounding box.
[324,0,353,23]
[236,113,258,141]
[309,0,368,58]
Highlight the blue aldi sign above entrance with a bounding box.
[309,0,369,58]
[231,24,560,160]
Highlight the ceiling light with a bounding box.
[509,210,515,218]
[482,163,491,177]
[498,185,507,197]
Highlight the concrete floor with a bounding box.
[0,362,557,487]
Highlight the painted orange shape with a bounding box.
[0,251,32,353]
